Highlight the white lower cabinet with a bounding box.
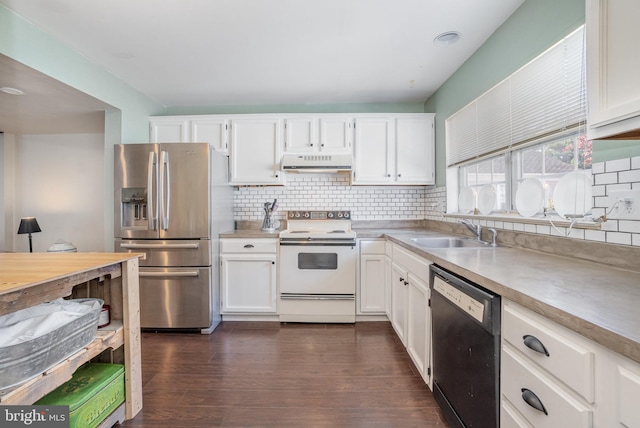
[502,345,593,427]
[390,244,432,386]
[612,352,640,428]
[220,238,277,314]
[358,239,388,314]
[390,261,408,344]
[406,272,430,384]
[501,299,640,428]
[384,241,392,317]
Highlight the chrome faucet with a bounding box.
[486,228,498,247]
[459,219,482,240]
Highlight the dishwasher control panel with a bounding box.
[433,276,485,323]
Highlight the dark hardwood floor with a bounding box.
[121,321,450,427]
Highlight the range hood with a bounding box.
[281,154,353,173]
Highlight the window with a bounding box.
[457,133,591,216]
[446,26,589,219]
[512,134,592,212]
[459,155,508,212]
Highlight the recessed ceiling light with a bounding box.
[434,31,461,46]
[0,87,25,95]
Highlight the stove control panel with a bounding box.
[287,210,351,220]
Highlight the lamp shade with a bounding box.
[17,217,41,234]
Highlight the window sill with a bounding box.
[443,212,602,230]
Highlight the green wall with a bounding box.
[0,5,165,143]
[424,0,585,186]
[592,140,640,163]
[0,5,167,249]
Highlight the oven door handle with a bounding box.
[279,241,356,246]
[280,294,355,301]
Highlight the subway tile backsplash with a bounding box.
[234,156,640,249]
[234,174,427,221]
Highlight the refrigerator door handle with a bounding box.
[159,150,170,230]
[121,243,199,249]
[140,271,200,278]
[147,151,158,230]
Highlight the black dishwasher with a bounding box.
[430,265,501,428]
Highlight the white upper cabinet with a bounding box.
[284,116,353,153]
[354,117,394,184]
[319,117,353,152]
[396,116,434,184]
[353,114,434,185]
[151,113,434,186]
[150,115,229,153]
[283,117,318,153]
[229,117,284,186]
[190,117,229,154]
[587,0,640,139]
[150,117,189,143]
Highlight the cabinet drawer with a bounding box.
[360,240,385,255]
[502,346,592,428]
[220,239,277,253]
[392,245,431,279]
[503,301,595,403]
[501,398,534,428]
[618,360,640,427]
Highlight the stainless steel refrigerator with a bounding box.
[113,143,233,332]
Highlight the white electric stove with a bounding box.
[279,210,357,323]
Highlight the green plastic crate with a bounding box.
[36,363,125,428]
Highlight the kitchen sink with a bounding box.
[409,237,494,248]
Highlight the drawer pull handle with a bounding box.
[243,244,255,248]
[521,388,548,415]
[523,335,550,356]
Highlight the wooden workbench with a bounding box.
[0,253,143,422]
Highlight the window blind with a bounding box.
[446,26,585,167]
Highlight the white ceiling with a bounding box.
[0,0,525,133]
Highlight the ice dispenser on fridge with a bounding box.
[119,188,148,230]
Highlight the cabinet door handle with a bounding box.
[404,280,409,286]
[523,335,550,356]
[399,277,405,282]
[244,244,255,249]
[521,388,548,415]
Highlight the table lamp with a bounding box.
[17,217,42,253]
